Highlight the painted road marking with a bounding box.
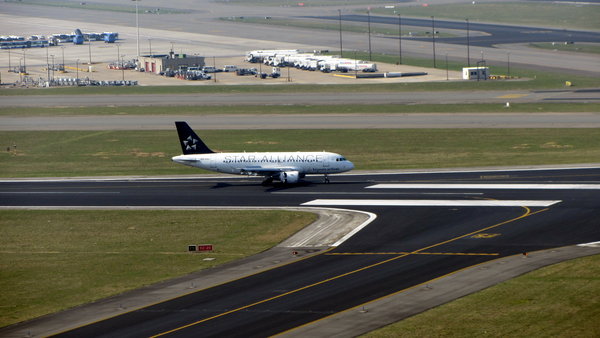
[578,241,600,247]
[326,252,499,256]
[471,233,501,239]
[151,207,543,337]
[367,184,600,190]
[302,199,561,207]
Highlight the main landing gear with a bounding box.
[261,177,274,186]
[323,174,330,184]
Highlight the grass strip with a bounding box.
[1,103,597,117]
[529,43,600,55]
[2,129,599,177]
[3,0,188,14]
[364,253,600,337]
[370,2,600,31]
[0,209,316,327]
[214,0,391,6]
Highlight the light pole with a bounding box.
[466,18,470,67]
[431,16,436,68]
[46,46,50,83]
[445,53,449,80]
[50,54,54,82]
[507,52,511,78]
[148,38,152,56]
[88,39,92,65]
[8,48,11,70]
[121,54,125,81]
[22,48,26,74]
[76,58,79,83]
[132,0,141,59]
[398,14,402,65]
[61,46,65,71]
[338,9,343,57]
[367,9,372,61]
[116,43,120,66]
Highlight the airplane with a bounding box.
[171,121,354,184]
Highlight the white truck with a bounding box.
[245,49,299,63]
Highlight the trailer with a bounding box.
[245,49,299,63]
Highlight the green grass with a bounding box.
[214,0,391,6]
[364,253,600,337]
[3,0,188,14]
[371,2,600,30]
[0,209,316,327]
[2,129,599,177]
[220,17,456,38]
[530,43,600,55]
[1,102,597,117]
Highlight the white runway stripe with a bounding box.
[302,199,561,207]
[367,184,600,190]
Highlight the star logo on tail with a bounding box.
[183,135,198,150]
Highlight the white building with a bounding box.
[462,67,489,80]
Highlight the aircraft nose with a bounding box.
[348,161,355,171]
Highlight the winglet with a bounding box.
[175,121,214,154]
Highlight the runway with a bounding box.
[2,167,599,337]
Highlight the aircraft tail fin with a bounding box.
[175,121,214,154]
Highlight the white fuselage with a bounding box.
[172,151,354,176]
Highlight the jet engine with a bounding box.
[278,171,300,184]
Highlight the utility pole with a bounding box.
[445,53,449,80]
[338,9,343,57]
[367,9,372,61]
[50,54,54,83]
[431,16,436,68]
[116,43,120,67]
[132,0,140,59]
[46,46,50,84]
[88,39,92,65]
[466,18,470,67]
[507,52,511,78]
[398,14,402,64]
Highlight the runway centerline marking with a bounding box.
[301,199,561,207]
[367,183,600,190]
[150,207,547,337]
[272,191,484,196]
[0,191,120,194]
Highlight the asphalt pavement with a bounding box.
[1,167,599,337]
[310,14,600,47]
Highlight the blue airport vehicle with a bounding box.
[73,29,84,44]
[103,32,117,43]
